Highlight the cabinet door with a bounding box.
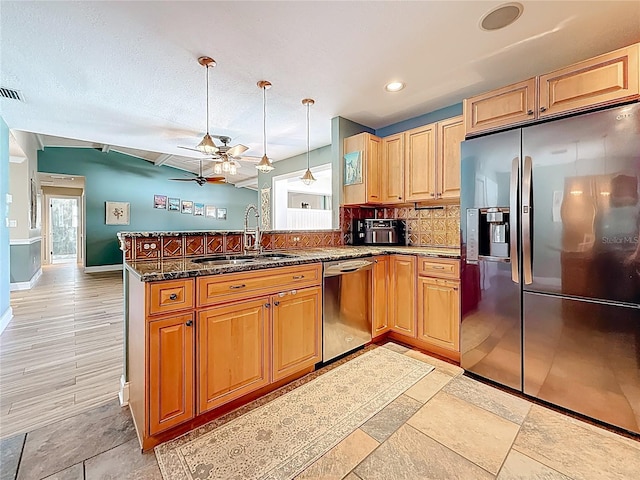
[381,134,404,203]
[366,134,383,203]
[272,286,322,381]
[437,116,464,200]
[372,256,391,336]
[404,124,436,202]
[389,255,416,336]
[417,277,460,351]
[149,314,194,435]
[539,44,639,119]
[197,298,270,413]
[343,133,382,205]
[464,78,536,136]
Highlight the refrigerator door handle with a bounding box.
[522,156,533,285]
[510,157,519,283]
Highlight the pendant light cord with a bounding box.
[306,101,310,169]
[263,86,267,156]
[205,65,210,134]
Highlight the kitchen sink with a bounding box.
[259,253,299,260]
[191,255,257,265]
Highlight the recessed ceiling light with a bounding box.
[385,82,405,92]
[480,2,523,31]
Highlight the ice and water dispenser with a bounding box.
[466,207,511,262]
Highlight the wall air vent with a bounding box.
[0,87,23,101]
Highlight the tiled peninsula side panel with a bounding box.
[340,205,460,247]
[123,231,343,260]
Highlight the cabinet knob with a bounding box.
[430,193,435,197]
[274,301,280,307]
[527,109,534,115]
[540,106,547,112]
[290,290,297,295]
[169,293,178,300]
[185,320,193,327]
[264,303,271,309]
[374,259,378,263]
[398,197,402,200]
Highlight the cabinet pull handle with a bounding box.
[291,290,297,295]
[274,301,280,306]
[264,303,271,308]
[430,193,435,197]
[185,320,193,327]
[293,275,304,280]
[527,109,534,115]
[430,265,445,269]
[540,106,547,112]
[169,293,178,300]
[374,259,378,263]
[229,284,246,289]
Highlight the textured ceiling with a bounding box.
[1,1,639,186]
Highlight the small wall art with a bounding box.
[105,201,130,225]
[217,208,227,220]
[181,200,193,214]
[344,151,362,186]
[194,203,204,216]
[205,205,217,218]
[154,195,167,209]
[168,198,180,211]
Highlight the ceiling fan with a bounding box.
[169,158,226,186]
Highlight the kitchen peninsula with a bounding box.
[119,230,460,450]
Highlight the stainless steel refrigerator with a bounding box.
[460,102,640,435]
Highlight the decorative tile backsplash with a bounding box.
[340,205,460,247]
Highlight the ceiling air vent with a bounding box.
[0,87,23,101]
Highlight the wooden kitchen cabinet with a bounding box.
[464,43,640,136]
[404,124,436,202]
[272,286,322,381]
[342,132,382,205]
[148,313,194,435]
[381,133,404,203]
[372,255,391,337]
[197,298,270,413]
[539,43,639,119]
[417,277,460,352]
[437,116,464,200]
[389,255,416,336]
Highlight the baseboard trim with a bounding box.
[119,375,130,406]
[84,264,123,273]
[9,268,43,291]
[0,307,14,336]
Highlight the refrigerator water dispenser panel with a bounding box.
[466,207,511,262]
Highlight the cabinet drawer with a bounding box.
[147,279,194,316]
[418,258,459,279]
[197,263,322,307]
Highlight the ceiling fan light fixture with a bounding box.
[196,133,218,154]
[213,162,222,175]
[301,98,316,186]
[229,163,238,175]
[256,154,274,173]
[222,159,231,173]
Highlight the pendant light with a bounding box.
[301,98,316,185]
[256,80,275,173]
[213,162,222,175]
[196,57,219,155]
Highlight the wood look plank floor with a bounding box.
[0,264,124,439]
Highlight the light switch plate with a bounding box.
[9,219,17,228]
[6,193,12,204]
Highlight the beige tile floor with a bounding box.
[1,265,638,479]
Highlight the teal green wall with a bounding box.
[257,145,332,187]
[38,147,258,267]
[9,242,41,283]
[0,118,9,319]
[375,103,463,137]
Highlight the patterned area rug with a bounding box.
[155,347,434,480]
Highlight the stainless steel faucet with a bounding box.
[243,204,261,254]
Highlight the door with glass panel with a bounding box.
[49,197,80,264]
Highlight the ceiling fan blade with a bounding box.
[205,176,226,183]
[236,156,261,163]
[177,146,204,153]
[169,178,197,181]
[227,144,249,158]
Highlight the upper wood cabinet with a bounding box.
[381,133,405,203]
[464,78,537,136]
[437,116,464,200]
[539,44,639,118]
[405,124,436,201]
[343,132,382,205]
[464,43,640,136]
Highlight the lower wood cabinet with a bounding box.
[372,256,391,336]
[272,286,322,382]
[417,277,460,351]
[197,298,270,414]
[389,255,417,336]
[148,313,194,435]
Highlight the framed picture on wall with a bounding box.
[217,208,227,220]
[154,195,167,209]
[194,203,204,216]
[181,200,193,214]
[205,205,216,218]
[168,198,180,211]
[344,151,362,186]
[105,201,130,225]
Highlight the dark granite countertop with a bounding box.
[125,246,460,282]
[117,229,340,239]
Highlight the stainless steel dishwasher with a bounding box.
[322,258,373,362]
